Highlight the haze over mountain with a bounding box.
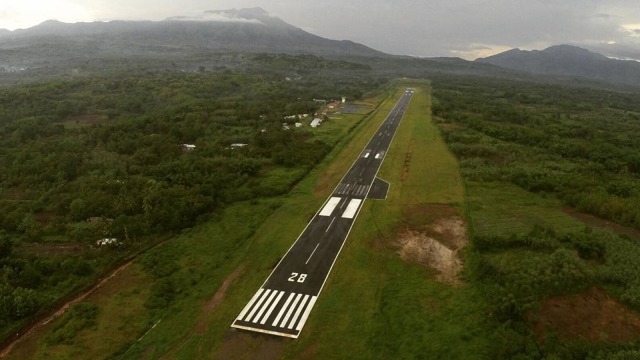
[1,8,640,90]
[476,45,640,88]
[0,7,385,70]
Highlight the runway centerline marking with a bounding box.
[306,243,321,264]
[325,217,336,232]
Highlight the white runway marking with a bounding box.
[296,296,318,331]
[288,295,310,329]
[253,290,278,322]
[363,151,371,158]
[260,291,285,324]
[238,290,318,331]
[272,293,295,327]
[375,151,385,159]
[325,217,336,232]
[319,197,341,216]
[237,288,264,321]
[306,243,320,264]
[341,199,362,219]
[246,289,271,322]
[280,294,302,327]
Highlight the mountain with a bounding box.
[476,45,640,87]
[0,8,386,71]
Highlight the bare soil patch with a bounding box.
[14,243,88,257]
[197,265,245,334]
[0,261,133,358]
[401,147,413,182]
[159,265,246,359]
[396,205,468,285]
[63,114,109,127]
[0,188,29,201]
[531,288,640,343]
[563,207,640,241]
[214,332,285,360]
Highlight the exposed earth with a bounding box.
[531,288,640,343]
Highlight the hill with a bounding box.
[476,45,640,87]
[0,8,386,71]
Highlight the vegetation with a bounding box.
[6,67,640,359]
[434,76,640,358]
[0,58,384,342]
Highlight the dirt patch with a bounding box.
[214,332,285,360]
[401,147,413,182]
[197,265,245,334]
[14,243,88,257]
[0,188,29,201]
[563,207,640,241]
[396,205,468,285]
[64,114,109,126]
[531,288,640,343]
[159,265,247,359]
[0,261,133,358]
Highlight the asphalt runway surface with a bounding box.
[232,89,414,338]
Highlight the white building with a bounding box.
[310,118,322,128]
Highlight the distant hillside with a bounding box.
[0,7,386,70]
[476,45,640,87]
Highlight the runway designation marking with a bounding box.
[363,150,371,158]
[306,243,320,264]
[341,199,362,219]
[375,151,385,159]
[319,197,341,216]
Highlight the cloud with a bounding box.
[449,44,514,60]
[166,12,264,24]
[1,0,639,59]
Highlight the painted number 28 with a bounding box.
[288,272,307,283]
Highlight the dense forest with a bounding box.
[0,56,384,339]
[433,77,640,229]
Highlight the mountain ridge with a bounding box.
[0,8,387,68]
[476,44,640,87]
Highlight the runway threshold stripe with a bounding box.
[260,291,284,325]
[288,295,310,329]
[280,293,302,328]
[245,289,271,322]
[296,296,318,331]
[236,288,264,321]
[319,197,341,217]
[341,199,362,219]
[272,293,295,327]
[253,290,278,323]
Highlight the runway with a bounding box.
[231,89,414,338]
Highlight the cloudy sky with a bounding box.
[1,0,640,60]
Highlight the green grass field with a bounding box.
[467,181,586,237]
